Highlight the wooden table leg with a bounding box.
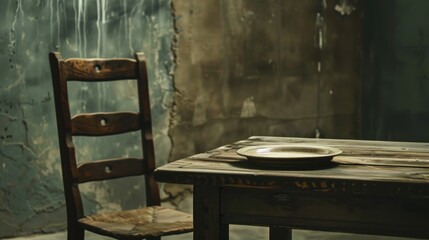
[269,226,292,240]
[193,185,229,240]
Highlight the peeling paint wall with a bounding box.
[0,0,175,237]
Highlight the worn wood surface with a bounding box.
[49,52,193,240]
[63,58,137,81]
[193,186,229,240]
[156,136,429,190]
[77,158,146,183]
[155,136,429,239]
[79,206,193,239]
[71,112,141,136]
[221,187,429,238]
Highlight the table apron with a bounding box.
[220,187,429,239]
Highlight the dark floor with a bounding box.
[4,227,423,240]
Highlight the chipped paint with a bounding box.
[335,0,356,16]
[240,96,256,118]
[0,0,175,237]
[322,0,328,9]
[315,12,326,49]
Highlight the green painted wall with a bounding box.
[0,0,175,237]
[362,0,429,142]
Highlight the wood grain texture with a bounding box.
[156,136,429,190]
[71,112,141,136]
[64,58,137,81]
[77,158,146,183]
[155,136,429,239]
[193,186,229,240]
[49,52,192,240]
[221,187,429,239]
[79,206,193,239]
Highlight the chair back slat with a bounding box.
[49,52,193,240]
[64,58,137,81]
[71,112,140,136]
[77,158,146,183]
[49,52,161,225]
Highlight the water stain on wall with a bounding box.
[169,0,362,161]
[0,0,175,237]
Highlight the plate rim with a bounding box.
[236,144,342,160]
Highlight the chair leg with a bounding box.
[269,226,292,240]
[67,222,84,240]
[67,230,84,240]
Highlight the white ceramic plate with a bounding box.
[236,144,342,167]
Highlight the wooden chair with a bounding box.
[49,52,193,240]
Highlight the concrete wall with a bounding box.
[169,0,362,161]
[362,0,429,142]
[166,0,363,238]
[0,0,175,237]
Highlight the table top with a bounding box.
[155,136,429,197]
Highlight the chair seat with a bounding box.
[79,206,193,239]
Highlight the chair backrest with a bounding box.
[49,52,160,222]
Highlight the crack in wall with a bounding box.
[166,0,181,163]
[1,0,177,237]
[161,184,193,208]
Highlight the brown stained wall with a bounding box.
[169,0,362,161]
[319,0,362,137]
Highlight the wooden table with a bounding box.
[154,136,429,240]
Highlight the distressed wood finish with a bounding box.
[77,158,146,183]
[79,206,192,239]
[193,186,229,240]
[63,58,137,81]
[49,52,192,240]
[155,136,429,239]
[72,112,141,136]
